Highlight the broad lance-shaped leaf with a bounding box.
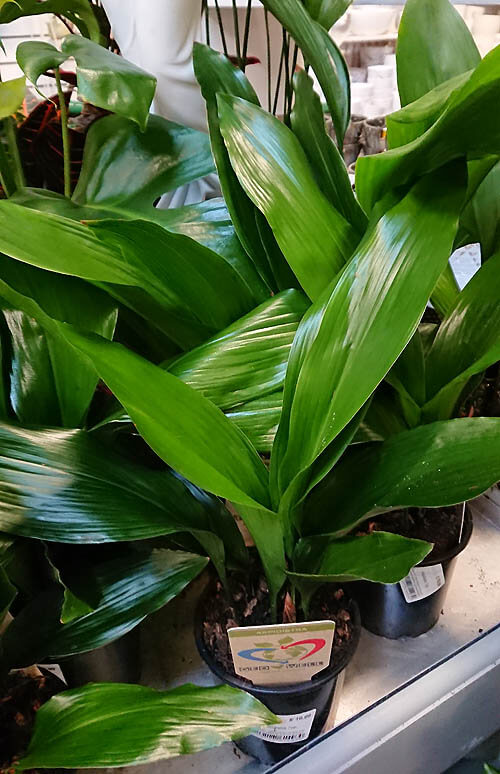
[168,290,309,410]
[261,0,350,147]
[356,47,500,212]
[396,0,479,107]
[0,0,102,43]
[0,203,256,349]
[291,70,367,233]
[0,255,117,428]
[272,164,465,502]
[218,94,357,301]
[72,114,216,212]
[0,77,26,120]
[0,422,246,578]
[291,532,432,584]
[387,71,471,150]
[423,249,500,421]
[193,43,293,292]
[304,418,500,537]
[19,683,278,769]
[1,548,208,665]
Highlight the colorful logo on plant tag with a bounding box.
[237,636,327,668]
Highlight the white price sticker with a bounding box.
[400,564,445,603]
[253,709,316,744]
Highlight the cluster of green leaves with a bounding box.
[0,0,499,767]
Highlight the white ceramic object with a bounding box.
[473,14,500,36]
[348,6,396,37]
[367,64,394,84]
[351,82,375,100]
[475,35,498,57]
[384,53,397,68]
[365,95,393,119]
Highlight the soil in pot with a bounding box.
[196,565,361,765]
[352,504,473,639]
[459,362,500,418]
[0,668,67,774]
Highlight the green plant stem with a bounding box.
[0,138,16,197]
[288,43,299,115]
[272,37,285,115]
[264,8,272,112]
[55,69,71,198]
[3,117,24,193]
[213,0,228,57]
[242,0,252,71]
[232,0,242,68]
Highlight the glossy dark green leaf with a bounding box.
[0,0,101,43]
[61,36,156,130]
[305,418,500,537]
[431,262,460,318]
[19,682,278,768]
[0,76,26,120]
[193,43,291,292]
[389,329,426,407]
[0,423,246,571]
[16,40,65,85]
[90,219,256,341]
[423,249,500,420]
[291,70,366,233]
[291,532,431,583]
[226,392,282,453]
[73,114,215,211]
[356,47,500,211]
[54,327,272,511]
[218,95,356,300]
[168,290,309,410]
[396,0,480,107]
[387,71,471,149]
[2,548,207,664]
[484,766,500,774]
[261,0,350,146]
[0,255,117,427]
[272,165,465,500]
[304,0,352,30]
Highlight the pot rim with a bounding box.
[195,587,361,697]
[418,503,473,567]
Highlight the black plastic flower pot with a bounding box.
[195,593,361,765]
[352,506,473,639]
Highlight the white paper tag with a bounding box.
[228,620,335,686]
[399,564,445,603]
[38,664,66,683]
[253,709,317,744]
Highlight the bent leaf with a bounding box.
[1,548,208,664]
[305,418,500,537]
[61,35,156,130]
[19,683,278,768]
[356,47,500,211]
[73,114,215,211]
[226,391,282,453]
[16,41,65,85]
[0,0,101,43]
[292,532,432,583]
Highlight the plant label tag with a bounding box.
[228,620,335,686]
[399,564,445,603]
[253,709,317,744]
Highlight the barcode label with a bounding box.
[253,709,316,744]
[400,564,445,604]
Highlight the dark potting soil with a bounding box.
[202,574,354,681]
[367,504,464,562]
[0,669,65,774]
[460,362,500,418]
